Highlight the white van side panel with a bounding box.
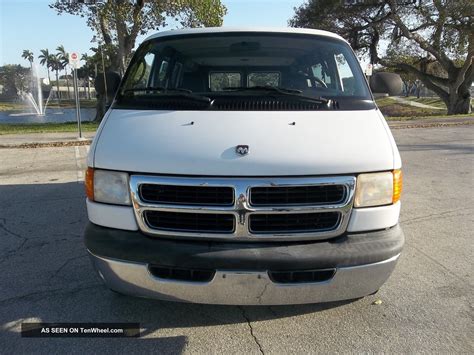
[87,109,112,168]
[376,109,402,169]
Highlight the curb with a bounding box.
[0,139,92,149]
[388,121,474,129]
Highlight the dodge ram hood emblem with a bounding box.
[236,145,249,156]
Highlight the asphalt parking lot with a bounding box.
[0,126,473,353]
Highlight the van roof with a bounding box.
[144,27,347,43]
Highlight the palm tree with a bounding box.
[56,45,71,99]
[49,54,63,104]
[21,50,35,94]
[81,53,93,99]
[38,49,51,83]
[21,50,34,70]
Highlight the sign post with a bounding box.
[69,52,82,139]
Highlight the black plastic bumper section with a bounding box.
[84,223,404,270]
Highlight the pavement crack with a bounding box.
[0,217,27,241]
[49,254,89,281]
[256,282,269,304]
[0,218,28,257]
[238,306,264,355]
[0,284,102,306]
[400,208,473,225]
[405,240,472,285]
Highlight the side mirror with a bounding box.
[369,72,403,96]
[95,71,121,97]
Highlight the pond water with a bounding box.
[0,108,96,124]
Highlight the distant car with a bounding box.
[84,27,404,305]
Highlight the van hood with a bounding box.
[92,109,395,176]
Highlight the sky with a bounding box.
[0,0,305,76]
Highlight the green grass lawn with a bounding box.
[0,102,27,112]
[376,96,474,120]
[375,96,448,118]
[0,121,99,135]
[409,97,447,108]
[47,99,97,109]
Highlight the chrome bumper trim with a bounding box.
[129,175,356,241]
[89,252,399,305]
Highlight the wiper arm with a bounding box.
[222,85,331,105]
[122,87,212,104]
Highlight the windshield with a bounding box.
[117,33,373,110]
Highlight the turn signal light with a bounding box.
[392,169,403,203]
[85,167,94,200]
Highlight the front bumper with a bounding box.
[85,223,404,305]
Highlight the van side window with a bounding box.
[125,52,155,89]
[248,72,280,87]
[209,72,241,91]
[335,53,355,95]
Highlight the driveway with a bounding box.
[0,126,473,353]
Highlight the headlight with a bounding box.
[85,168,131,205]
[354,170,402,208]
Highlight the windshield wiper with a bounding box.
[122,87,212,104]
[222,86,331,105]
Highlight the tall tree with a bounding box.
[56,45,71,99]
[79,53,95,99]
[38,49,52,83]
[21,50,35,94]
[49,55,63,104]
[50,0,226,121]
[50,0,227,74]
[0,65,30,99]
[290,0,473,114]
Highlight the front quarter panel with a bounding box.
[87,109,113,168]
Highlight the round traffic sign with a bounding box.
[69,52,81,69]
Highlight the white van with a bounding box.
[85,28,403,305]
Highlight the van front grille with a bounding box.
[144,211,235,234]
[250,185,346,206]
[249,212,340,234]
[131,176,356,241]
[140,184,234,206]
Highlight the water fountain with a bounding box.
[1,63,95,124]
[11,64,52,117]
